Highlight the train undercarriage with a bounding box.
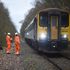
[25,38,69,53]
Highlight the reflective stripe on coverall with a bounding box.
[14,35,20,54]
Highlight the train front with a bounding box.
[37,8,70,53]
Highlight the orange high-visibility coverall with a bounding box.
[14,35,20,55]
[6,35,12,53]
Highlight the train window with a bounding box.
[39,12,48,27]
[51,16,57,27]
[61,12,69,27]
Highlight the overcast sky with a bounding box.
[1,0,35,33]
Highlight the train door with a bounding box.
[50,15,59,40]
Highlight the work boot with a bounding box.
[6,50,10,54]
[15,51,20,55]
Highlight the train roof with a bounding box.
[38,8,69,13]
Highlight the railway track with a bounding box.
[38,52,70,70]
[61,55,70,60]
[23,41,70,70]
[46,57,62,70]
[47,57,70,70]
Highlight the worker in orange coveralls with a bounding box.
[6,33,12,54]
[14,32,20,55]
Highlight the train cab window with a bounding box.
[61,12,69,27]
[39,12,48,27]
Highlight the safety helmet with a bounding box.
[7,33,11,35]
[15,32,18,35]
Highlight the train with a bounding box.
[24,8,70,53]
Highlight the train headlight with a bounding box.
[39,33,47,40]
[26,32,29,35]
[62,34,67,38]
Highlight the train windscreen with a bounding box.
[39,11,69,27]
[61,12,69,27]
[39,12,48,27]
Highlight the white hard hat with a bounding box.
[8,33,10,35]
[15,32,18,35]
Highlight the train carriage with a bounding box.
[25,8,70,53]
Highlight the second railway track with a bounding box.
[38,52,70,70]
